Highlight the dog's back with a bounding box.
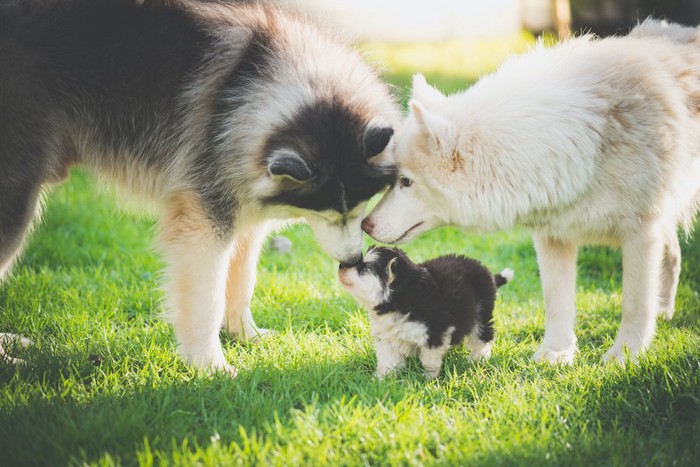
[421,255,508,346]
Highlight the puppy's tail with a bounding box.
[494,268,514,288]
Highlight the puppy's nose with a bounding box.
[361,217,374,234]
[339,254,363,269]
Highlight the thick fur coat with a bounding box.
[363,20,700,364]
[0,0,399,372]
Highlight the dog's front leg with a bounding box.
[533,234,578,364]
[225,223,272,341]
[159,192,236,375]
[603,226,664,364]
[659,230,681,321]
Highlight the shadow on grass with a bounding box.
[1,339,698,465]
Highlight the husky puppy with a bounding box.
[362,21,700,365]
[338,246,512,378]
[0,0,399,374]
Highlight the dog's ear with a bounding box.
[410,102,463,171]
[411,74,446,108]
[267,148,314,182]
[363,126,394,159]
[410,101,456,145]
[386,256,399,284]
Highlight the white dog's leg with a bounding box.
[374,338,406,378]
[225,223,272,341]
[659,230,681,321]
[159,192,236,376]
[533,234,578,364]
[603,227,664,364]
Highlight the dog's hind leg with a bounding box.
[532,234,578,364]
[158,192,237,375]
[659,230,681,321]
[224,223,272,341]
[0,175,43,282]
[603,225,665,364]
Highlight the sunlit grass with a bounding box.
[1,37,699,466]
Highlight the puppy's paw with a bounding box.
[533,344,576,365]
[423,367,441,379]
[468,341,491,362]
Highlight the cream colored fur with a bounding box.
[366,23,700,364]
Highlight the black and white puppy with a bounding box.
[338,246,512,378]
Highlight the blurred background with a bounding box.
[277,0,700,98]
[283,0,700,41]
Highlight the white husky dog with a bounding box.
[362,20,700,364]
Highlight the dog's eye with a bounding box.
[399,175,413,188]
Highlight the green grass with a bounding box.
[1,39,700,466]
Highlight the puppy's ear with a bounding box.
[386,256,399,284]
[267,148,314,182]
[411,74,446,108]
[363,126,394,159]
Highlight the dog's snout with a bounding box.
[361,217,374,234]
[339,254,363,270]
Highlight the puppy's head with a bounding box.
[337,246,414,310]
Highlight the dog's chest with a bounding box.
[369,311,429,353]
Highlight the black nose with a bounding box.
[339,254,363,270]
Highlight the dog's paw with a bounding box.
[602,326,650,365]
[0,333,32,365]
[468,343,492,362]
[658,307,675,321]
[238,327,276,343]
[216,363,240,378]
[533,344,576,365]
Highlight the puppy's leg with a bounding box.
[225,223,272,341]
[533,234,578,364]
[420,346,448,379]
[466,298,495,361]
[0,172,42,366]
[374,338,406,378]
[659,230,681,321]
[159,192,236,375]
[603,226,664,364]
[465,329,492,361]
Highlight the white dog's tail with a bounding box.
[494,268,514,288]
[629,18,700,43]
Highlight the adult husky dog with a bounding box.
[362,20,700,364]
[0,0,398,374]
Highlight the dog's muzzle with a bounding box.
[339,254,363,270]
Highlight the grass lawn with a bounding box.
[1,37,700,466]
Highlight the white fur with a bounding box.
[499,268,514,283]
[366,29,700,364]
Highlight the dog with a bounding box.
[362,20,700,365]
[0,0,400,374]
[338,246,512,378]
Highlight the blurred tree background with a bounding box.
[570,0,700,35]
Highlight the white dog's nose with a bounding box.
[361,217,374,235]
